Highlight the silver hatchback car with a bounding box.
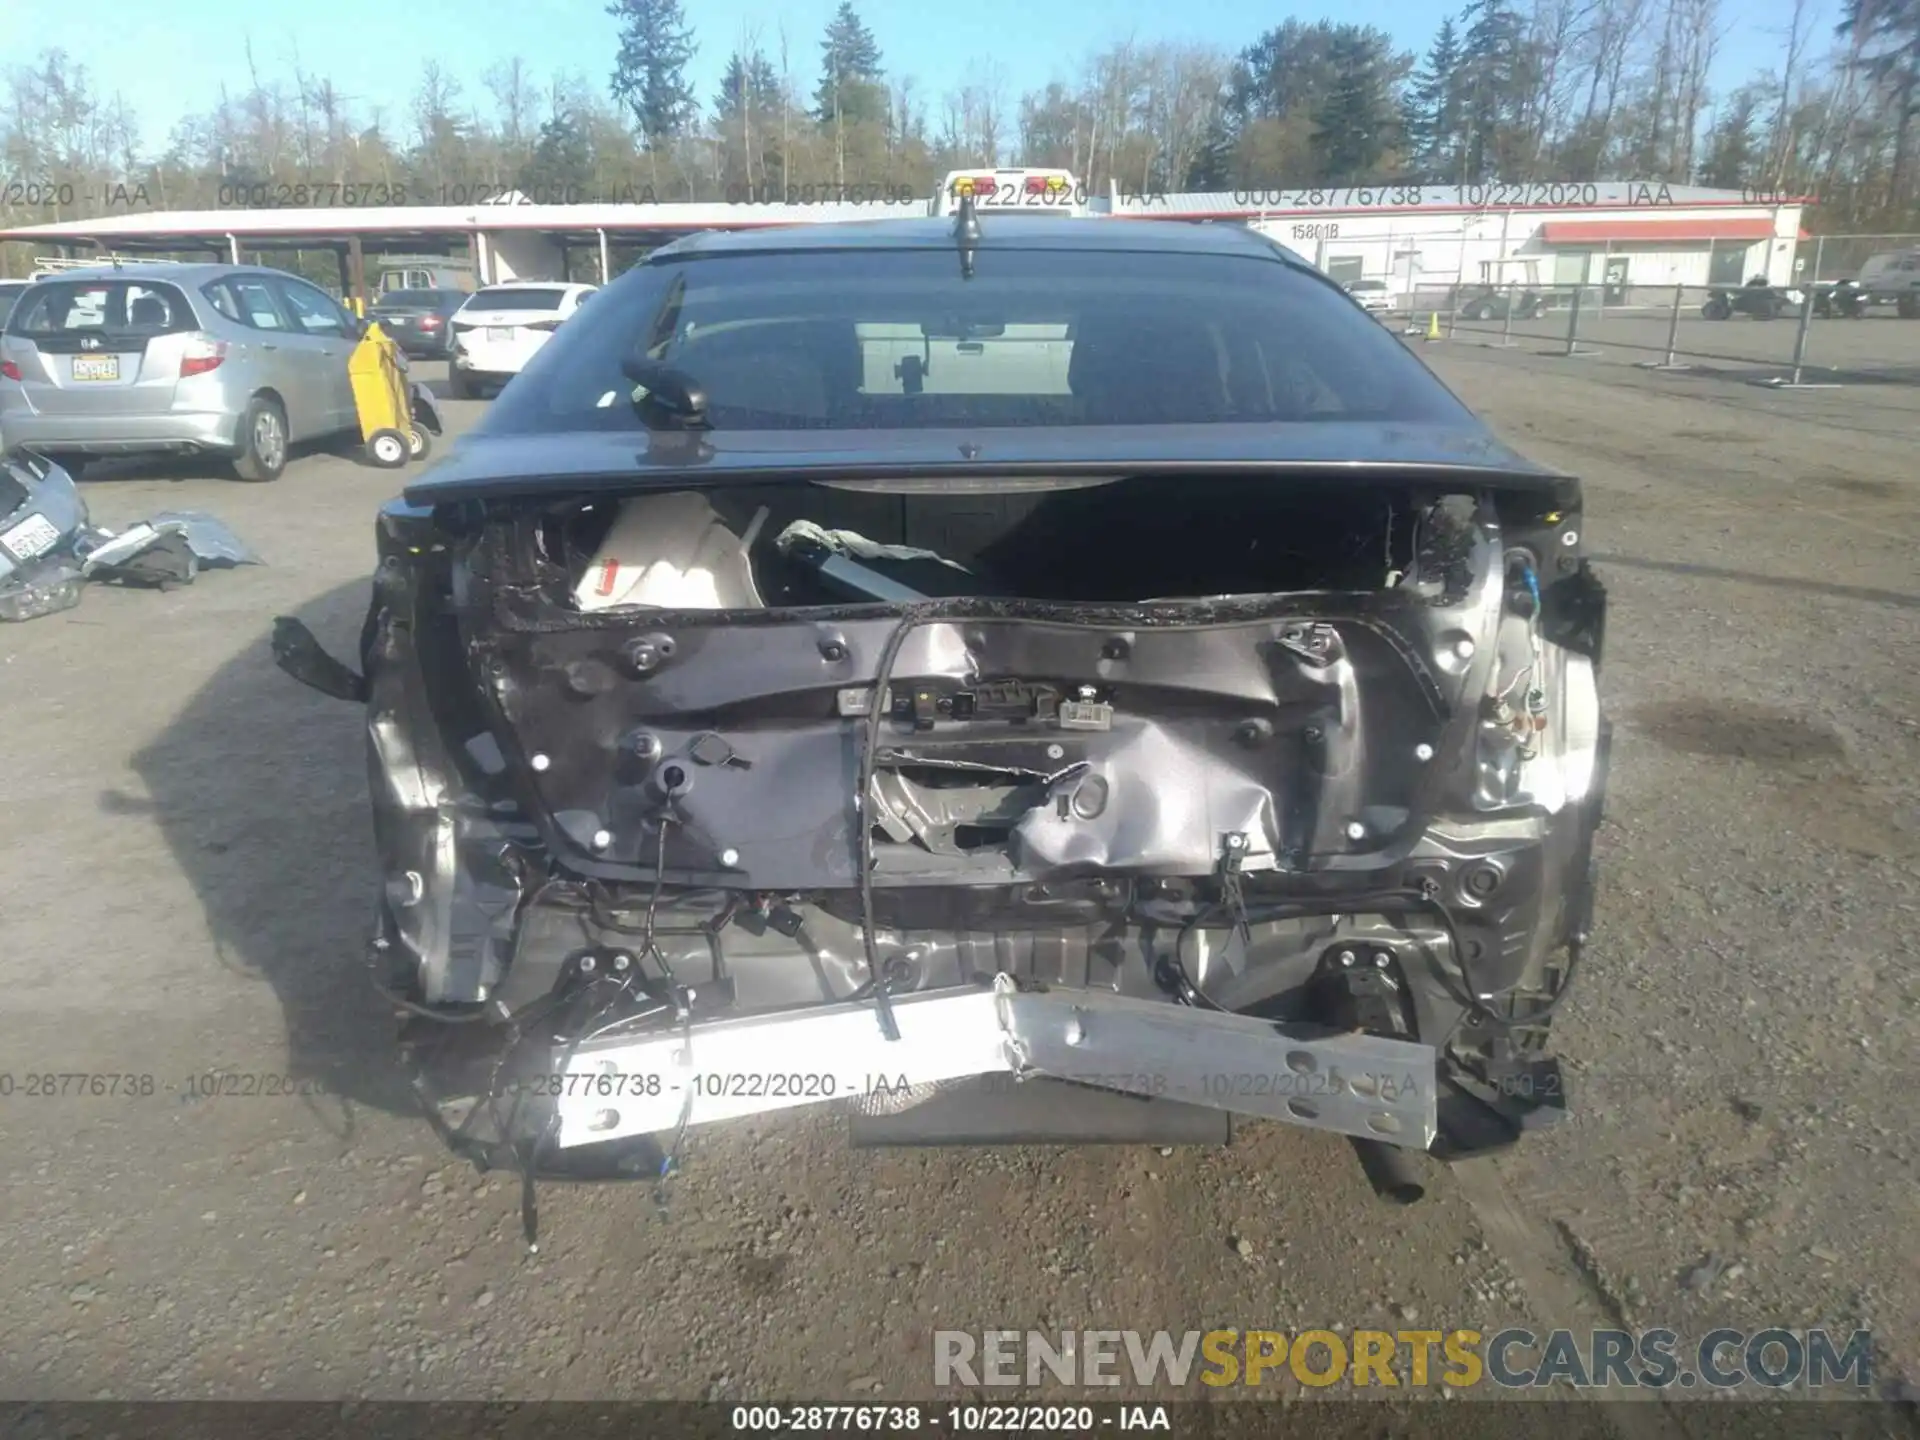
[0,261,366,482]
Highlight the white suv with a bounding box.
[448,282,597,398]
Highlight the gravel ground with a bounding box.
[1405,302,1920,380]
[0,355,1914,1433]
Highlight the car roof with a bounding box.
[17,262,301,287]
[653,215,1314,267]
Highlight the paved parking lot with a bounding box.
[0,357,1914,1429]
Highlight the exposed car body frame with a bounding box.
[274,218,1608,1214]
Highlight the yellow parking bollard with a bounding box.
[1425,311,1441,341]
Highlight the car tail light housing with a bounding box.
[0,360,20,381]
[420,316,442,328]
[524,319,562,332]
[179,334,227,378]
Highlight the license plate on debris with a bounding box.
[70,354,120,382]
[486,326,514,342]
[0,511,62,562]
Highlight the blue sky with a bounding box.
[3,0,1822,155]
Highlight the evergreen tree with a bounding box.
[1184,111,1236,188]
[715,53,781,122]
[1404,17,1464,182]
[608,0,698,147]
[520,112,592,194]
[1838,0,1920,209]
[1455,0,1535,182]
[814,2,887,128]
[1311,31,1398,179]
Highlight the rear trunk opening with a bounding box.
[336,468,1606,1173]
[554,473,1439,606]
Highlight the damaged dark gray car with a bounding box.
[275,214,1608,1220]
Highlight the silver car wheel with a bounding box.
[254,409,286,471]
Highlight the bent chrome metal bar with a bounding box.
[551,975,1436,1150]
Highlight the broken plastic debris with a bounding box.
[0,558,84,622]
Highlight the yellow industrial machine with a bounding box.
[348,321,442,469]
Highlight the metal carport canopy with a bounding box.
[0,200,932,257]
[0,184,1815,257]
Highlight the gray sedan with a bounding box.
[0,261,366,482]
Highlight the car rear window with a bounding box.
[480,248,1470,434]
[0,284,25,326]
[6,280,195,338]
[378,289,443,306]
[466,288,569,311]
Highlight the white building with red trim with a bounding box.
[1227,187,1808,295]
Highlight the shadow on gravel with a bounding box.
[57,435,368,486]
[117,578,415,1131]
[1592,551,1920,610]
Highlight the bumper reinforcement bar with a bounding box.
[551,976,1437,1151]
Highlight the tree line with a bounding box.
[2,0,1917,251]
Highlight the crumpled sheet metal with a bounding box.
[80,511,263,578]
[0,451,262,620]
[1010,720,1283,874]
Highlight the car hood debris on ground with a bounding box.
[0,451,262,622]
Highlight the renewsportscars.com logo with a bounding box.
[933,1328,1874,1391]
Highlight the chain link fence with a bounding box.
[1387,265,1920,387]
[1793,233,1920,287]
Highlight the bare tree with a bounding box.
[485,58,534,154]
[1138,42,1227,191]
[777,22,793,192]
[1670,0,1722,175]
[733,20,764,186]
[289,44,319,171]
[411,60,466,179]
[1573,0,1650,171]
[1523,0,1586,166]
[1090,38,1144,190]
